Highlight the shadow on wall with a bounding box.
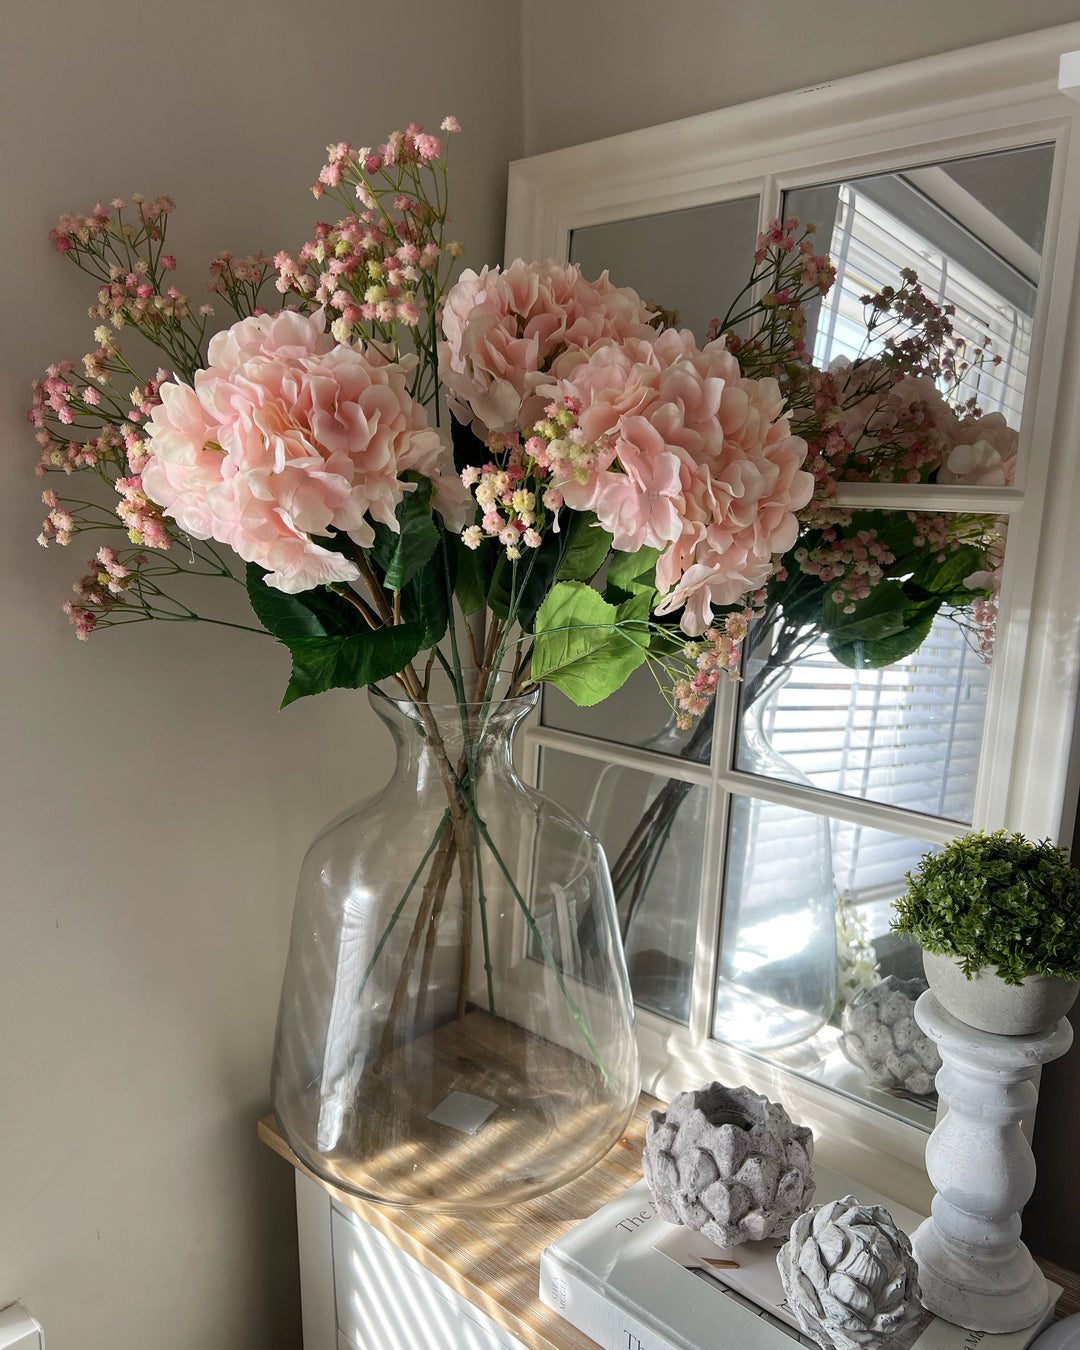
[1027,803,1080,1270]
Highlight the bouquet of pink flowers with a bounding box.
[31,121,834,724]
[31,124,1006,732]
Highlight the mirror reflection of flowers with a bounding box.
[603,220,1011,926]
[710,222,1011,709]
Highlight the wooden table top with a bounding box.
[259,1099,1080,1349]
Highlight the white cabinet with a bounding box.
[296,1173,529,1350]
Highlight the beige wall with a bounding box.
[0,2,521,1347]
[521,0,1080,154]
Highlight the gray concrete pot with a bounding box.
[643,1082,814,1247]
[922,950,1078,1035]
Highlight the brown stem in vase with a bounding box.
[607,607,818,938]
[349,534,493,1056]
[376,813,457,1070]
[379,642,505,1059]
[417,755,472,1013]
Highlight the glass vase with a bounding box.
[713,665,838,1050]
[584,715,710,1024]
[270,682,640,1210]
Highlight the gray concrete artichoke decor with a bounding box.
[839,975,941,1098]
[777,1194,922,1349]
[642,1082,814,1246]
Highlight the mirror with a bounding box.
[785,145,1053,430]
[510,30,1080,1170]
[535,139,1054,1132]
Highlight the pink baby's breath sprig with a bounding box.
[459,436,546,561]
[279,119,461,406]
[47,195,222,386]
[669,610,755,729]
[115,475,173,550]
[709,218,836,383]
[793,523,896,614]
[207,250,273,317]
[60,543,260,640]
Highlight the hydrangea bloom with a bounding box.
[438,259,655,435]
[544,329,813,635]
[141,310,465,592]
[829,359,957,484]
[936,411,1017,486]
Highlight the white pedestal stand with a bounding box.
[911,993,1073,1333]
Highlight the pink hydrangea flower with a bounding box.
[936,411,1018,487]
[545,329,813,635]
[438,260,655,435]
[141,310,464,593]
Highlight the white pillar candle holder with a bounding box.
[910,992,1073,1333]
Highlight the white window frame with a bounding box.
[505,24,1080,1207]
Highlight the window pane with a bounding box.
[541,665,708,760]
[785,143,1053,429]
[735,510,1005,823]
[537,747,707,1024]
[570,195,761,345]
[713,795,939,1129]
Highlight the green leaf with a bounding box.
[245,563,356,640]
[450,533,494,617]
[398,551,450,649]
[821,581,910,644]
[614,587,654,647]
[556,513,613,582]
[531,581,649,706]
[281,622,428,707]
[828,601,939,669]
[907,543,985,597]
[607,545,661,597]
[369,476,438,591]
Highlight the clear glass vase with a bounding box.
[270,682,640,1210]
[713,666,838,1050]
[584,716,710,1024]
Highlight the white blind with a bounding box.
[814,183,1031,428]
[737,612,989,910]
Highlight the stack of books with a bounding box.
[539,1167,1059,1350]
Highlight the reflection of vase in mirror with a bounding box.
[584,717,708,1024]
[714,666,837,1050]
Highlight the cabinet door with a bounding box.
[331,1205,528,1350]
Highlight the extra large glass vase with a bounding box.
[270,682,640,1210]
[714,666,838,1050]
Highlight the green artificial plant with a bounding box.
[891,830,1080,985]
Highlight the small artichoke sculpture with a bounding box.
[840,975,941,1099]
[642,1082,814,1246]
[777,1195,922,1350]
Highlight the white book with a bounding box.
[539,1170,1060,1350]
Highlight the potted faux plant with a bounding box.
[891,830,1080,1035]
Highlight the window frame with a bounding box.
[505,23,1080,1206]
